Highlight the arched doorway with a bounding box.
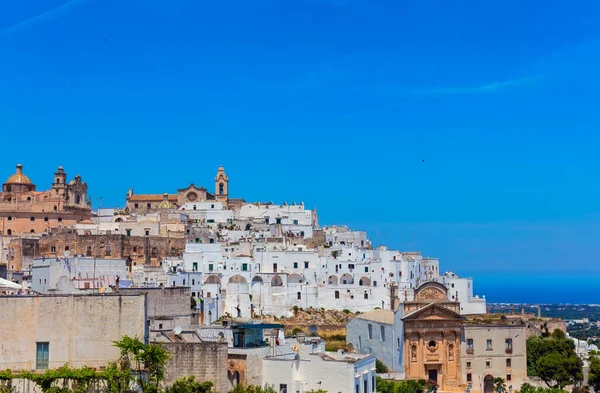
[484,375,494,393]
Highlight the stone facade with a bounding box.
[160,342,228,393]
[0,164,91,236]
[34,231,186,267]
[0,293,147,370]
[403,282,463,391]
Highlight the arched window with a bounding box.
[58,217,62,222]
[7,216,12,221]
[7,229,12,235]
[335,290,339,299]
[44,217,49,222]
[30,229,35,233]
[368,324,373,339]
[219,183,224,194]
[76,195,81,204]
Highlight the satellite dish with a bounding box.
[308,324,318,335]
[64,250,71,258]
[173,325,183,335]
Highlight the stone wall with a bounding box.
[34,231,185,266]
[160,342,228,393]
[0,293,147,370]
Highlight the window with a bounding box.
[279,384,287,393]
[364,379,368,393]
[44,217,49,222]
[145,230,150,236]
[151,247,157,257]
[242,263,248,271]
[183,279,186,285]
[293,262,298,268]
[265,218,269,224]
[209,264,214,271]
[364,292,368,299]
[273,263,278,272]
[507,374,512,381]
[134,203,139,208]
[7,216,12,221]
[335,290,339,299]
[195,238,200,243]
[126,229,131,237]
[486,360,491,368]
[368,324,373,339]
[365,267,369,272]
[58,217,62,222]
[209,238,215,243]
[65,246,69,251]
[133,247,138,253]
[466,361,471,368]
[192,279,195,285]
[276,218,282,224]
[372,376,375,393]
[36,342,49,370]
[487,339,493,350]
[380,326,385,341]
[211,204,215,208]
[466,339,474,354]
[304,262,309,269]
[86,246,92,256]
[105,245,111,256]
[505,338,513,353]
[30,216,35,221]
[356,384,359,393]
[51,246,56,253]
[147,203,151,208]
[159,324,163,329]
[506,358,512,368]
[297,292,301,300]
[466,374,472,383]
[293,219,298,225]
[193,262,198,271]
[30,229,35,233]
[219,183,224,194]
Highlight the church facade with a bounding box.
[125,166,245,212]
[403,282,463,391]
[0,164,91,236]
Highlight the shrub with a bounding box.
[376,359,389,373]
[292,327,303,335]
[343,309,351,314]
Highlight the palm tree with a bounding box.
[494,377,507,393]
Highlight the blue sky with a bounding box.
[1,0,600,302]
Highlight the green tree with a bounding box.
[230,385,277,393]
[494,377,506,393]
[527,329,583,388]
[588,355,600,393]
[165,376,212,393]
[376,359,389,374]
[113,336,170,392]
[376,377,424,393]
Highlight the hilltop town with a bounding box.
[0,164,597,393]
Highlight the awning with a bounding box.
[0,277,22,290]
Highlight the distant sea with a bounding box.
[471,274,600,305]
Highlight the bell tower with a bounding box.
[215,165,229,205]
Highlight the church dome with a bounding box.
[6,164,32,185]
[158,193,176,209]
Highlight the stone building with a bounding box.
[35,230,186,267]
[461,316,527,393]
[402,282,463,390]
[0,164,91,236]
[125,166,245,212]
[0,293,147,370]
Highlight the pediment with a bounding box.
[178,184,207,193]
[402,303,462,321]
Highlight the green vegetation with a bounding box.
[526,329,583,388]
[518,383,568,393]
[164,377,212,393]
[376,377,425,393]
[113,335,170,390]
[375,359,389,374]
[589,355,600,393]
[292,327,304,335]
[231,385,277,393]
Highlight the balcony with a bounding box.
[466,348,474,355]
[505,348,513,354]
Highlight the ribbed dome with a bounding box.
[158,193,176,209]
[6,164,32,185]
